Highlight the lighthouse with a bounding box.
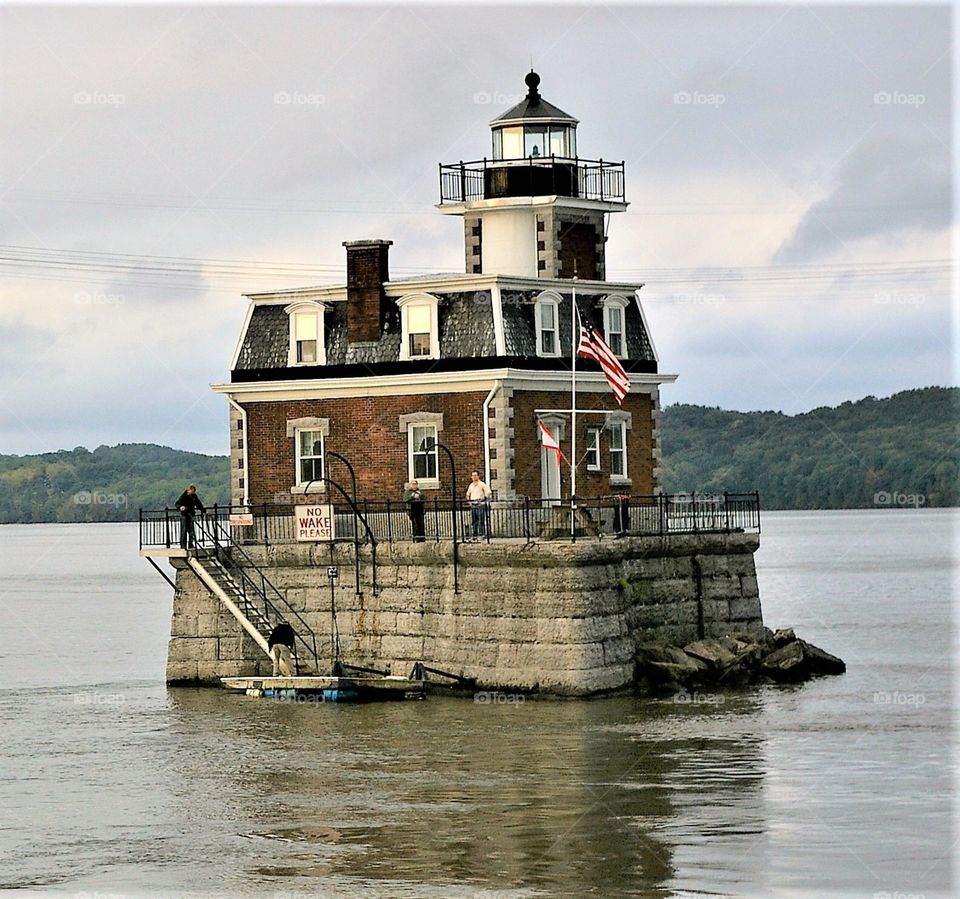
[438,70,626,280]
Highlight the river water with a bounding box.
[0,510,954,897]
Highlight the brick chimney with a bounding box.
[343,239,392,343]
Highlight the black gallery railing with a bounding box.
[139,492,760,550]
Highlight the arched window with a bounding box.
[397,293,440,361]
[534,291,562,357]
[285,301,328,366]
[602,295,629,358]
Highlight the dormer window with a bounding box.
[285,302,327,366]
[398,294,440,361]
[603,296,629,358]
[535,292,561,357]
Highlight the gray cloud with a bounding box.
[775,135,951,262]
[0,4,953,454]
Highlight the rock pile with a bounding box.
[635,627,845,693]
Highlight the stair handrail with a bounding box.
[193,515,320,673]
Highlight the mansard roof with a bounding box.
[232,276,657,382]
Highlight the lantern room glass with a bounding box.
[492,125,577,160]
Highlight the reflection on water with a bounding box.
[0,514,954,897]
[157,688,771,897]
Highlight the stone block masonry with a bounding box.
[167,532,763,695]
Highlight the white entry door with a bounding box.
[541,445,561,505]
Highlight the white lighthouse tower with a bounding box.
[438,70,627,280]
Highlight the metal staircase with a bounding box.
[190,516,320,675]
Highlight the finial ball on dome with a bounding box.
[525,70,541,91]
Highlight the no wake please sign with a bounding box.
[294,504,336,542]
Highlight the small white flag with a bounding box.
[538,420,564,464]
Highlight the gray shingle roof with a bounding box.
[232,286,655,373]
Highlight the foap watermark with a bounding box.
[873,91,925,108]
[473,90,524,106]
[874,491,925,508]
[673,491,725,504]
[670,291,726,307]
[274,91,325,109]
[74,291,126,307]
[674,90,726,108]
[73,491,128,508]
[874,691,926,707]
[672,689,725,706]
[74,691,125,707]
[474,691,525,705]
[873,892,926,899]
[270,692,329,704]
[74,90,125,108]
[874,290,925,307]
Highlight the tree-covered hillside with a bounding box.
[661,387,958,509]
[0,387,955,522]
[0,444,230,524]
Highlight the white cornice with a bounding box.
[437,196,627,216]
[240,273,646,304]
[213,368,677,402]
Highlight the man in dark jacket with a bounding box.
[403,480,426,542]
[176,485,206,549]
[267,622,296,676]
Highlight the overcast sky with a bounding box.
[0,2,953,456]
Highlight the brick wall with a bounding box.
[510,389,655,498]
[244,392,489,503]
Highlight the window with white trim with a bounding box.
[608,420,627,479]
[535,294,560,357]
[603,296,628,358]
[295,429,325,485]
[408,424,439,483]
[585,427,601,471]
[398,294,440,361]
[286,302,327,366]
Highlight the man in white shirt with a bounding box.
[465,470,492,540]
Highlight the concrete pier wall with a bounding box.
[167,533,762,695]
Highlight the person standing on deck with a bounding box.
[175,485,206,550]
[465,470,492,539]
[403,480,426,542]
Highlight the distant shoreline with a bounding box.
[1,386,955,523]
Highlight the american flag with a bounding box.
[577,320,630,404]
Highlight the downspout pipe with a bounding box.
[481,383,499,489]
[226,396,250,507]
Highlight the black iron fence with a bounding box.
[438,156,626,204]
[140,492,759,549]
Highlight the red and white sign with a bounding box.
[229,513,254,527]
[294,504,335,542]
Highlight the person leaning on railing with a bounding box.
[175,485,206,551]
[403,480,426,543]
[612,492,630,538]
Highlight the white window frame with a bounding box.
[407,423,440,488]
[294,428,325,489]
[285,301,328,367]
[603,295,629,359]
[608,419,629,483]
[585,427,602,471]
[535,291,562,358]
[398,293,440,361]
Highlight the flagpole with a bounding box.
[570,277,578,540]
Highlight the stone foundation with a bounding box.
[167,533,762,695]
